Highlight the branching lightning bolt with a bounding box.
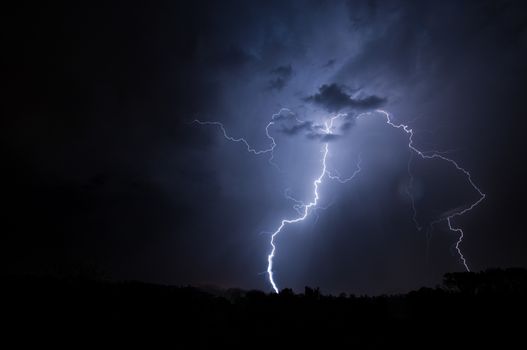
[193,111,362,293]
[193,107,484,292]
[359,110,486,271]
[266,113,361,293]
[266,143,329,293]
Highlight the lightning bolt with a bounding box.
[266,113,361,293]
[193,107,484,292]
[358,109,486,271]
[266,143,329,293]
[193,110,362,292]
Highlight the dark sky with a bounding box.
[2,0,527,294]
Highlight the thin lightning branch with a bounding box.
[285,187,336,224]
[358,110,486,271]
[323,114,363,184]
[192,108,296,169]
[192,120,275,155]
[447,218,469,271]
[284,188,306,215]
[328,154,362,183]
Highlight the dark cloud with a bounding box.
[304,83,386,112]
[279,120,313,135]
[268,64,294,90]
[276,117,345,142]
[306,132,341,142]
[275,117,344,142]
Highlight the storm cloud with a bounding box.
[279,120,313,135]
[275,114,346,142]
[305,84,386,112]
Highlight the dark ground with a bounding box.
[3,268,526,348]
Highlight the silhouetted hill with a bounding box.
[3,268,526,348]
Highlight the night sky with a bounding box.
[3,0,527,295]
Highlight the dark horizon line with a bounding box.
[5,266,527,298]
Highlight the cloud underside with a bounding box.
[274,111,344,142]
[304,83,386,112]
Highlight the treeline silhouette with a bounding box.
[3,268,526,348]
